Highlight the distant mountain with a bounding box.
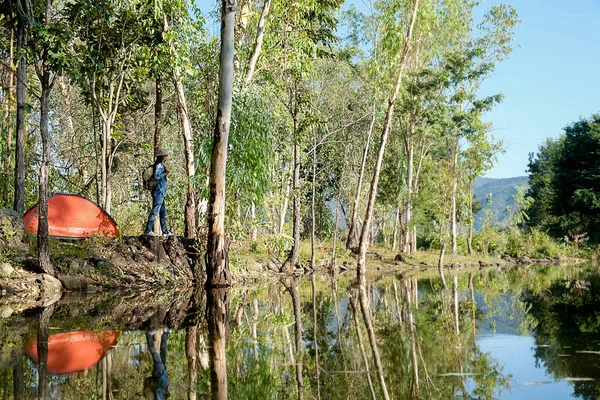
[473,176,529,231]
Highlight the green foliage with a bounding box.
[527,115,600,245]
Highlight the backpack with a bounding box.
[142,164,157,191]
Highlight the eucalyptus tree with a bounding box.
[442,5,518,254]
[206,0,236,288]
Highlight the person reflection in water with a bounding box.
[144,329,170,400]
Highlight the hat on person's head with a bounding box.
[157,149,169,156]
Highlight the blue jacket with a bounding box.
[152,162,168,197]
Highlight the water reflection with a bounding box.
[3,265,600,398]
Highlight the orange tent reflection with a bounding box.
[25,331,119,374]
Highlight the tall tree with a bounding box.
[24,0,69,275]
[206,0,236,288]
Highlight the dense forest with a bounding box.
[526,115,600,245]
[0,0,590,281]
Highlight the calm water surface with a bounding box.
[1,263,600,399]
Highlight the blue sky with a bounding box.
[476,0,600,178]
[201,0,600,178]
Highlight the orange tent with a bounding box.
[25,331,119,374]
[23,193,119,238]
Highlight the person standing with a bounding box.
[144,149,172,237]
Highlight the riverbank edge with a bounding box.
[0,230,588,315]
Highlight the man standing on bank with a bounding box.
[144,149,172,237]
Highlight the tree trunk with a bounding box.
[37,69,53,275]
[37,304,55,400]
[451,137,459,254]
[438,242,448,290]
[207,288,229,400]
[403,124,415,254]
[206,0,236,288]
[243,0,271,86]
[186,326,198,400]
[279,175,290,234]
[356,0,419,280]
[346,112,375,250]
[174,74,197,238]
[453,274,459,335]
[311,274,321,398]
[405,281,419,397]
[358,284,390,400]
[467,179,474,255]
[392,206,400,251]
[311,132,316,268]
[154,77,163,156]
[4,30,14,177]
[286,278,304,400]
[282,114,300,273]
[331,185,341,268]
[13,12,26,216]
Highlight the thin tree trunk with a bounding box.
[282,113,300,273]
[356,0,420,280]
[438,242,448,290]
[358,284,390,400]
[174,75,197,238]
[392,205,400,252]
[243,0,271,85]
[451,137,459,254]
[467,180,474,255]
[5,30,14,172]
[311,274,321,399]
[349,292,377,400]
[453,274,459,335]
[37,59,54,275]
[405,281,419,397]
[311,131,316,268]
[346,112,376,250]
[331,185,341,268]
[13,11,26,215]
[279,176,290,234]
[286,278,304,400]
[154,77,163,156]
[206,0,236,287]
[37,304,55,400]
[403,124,415,254]
[186,326,198,400]
[207,288,229,400]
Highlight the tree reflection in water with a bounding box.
[207,287,229,400]
[5,268,574,399]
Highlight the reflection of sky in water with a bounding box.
[476,334,576,399]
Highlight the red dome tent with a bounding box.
[25,331,119,374]
[23,193,119,238]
